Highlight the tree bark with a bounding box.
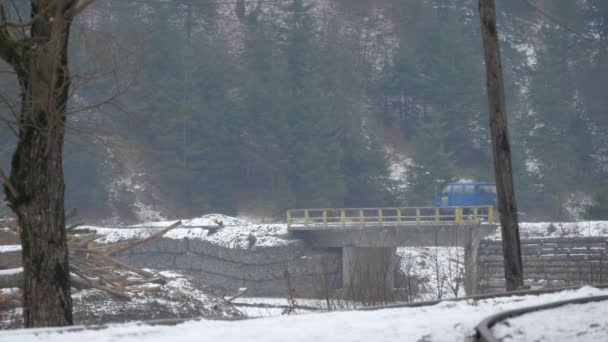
[478,0,524,291]
[2,0,79,327]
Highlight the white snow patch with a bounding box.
[0,245,20,253]
[0,267,22,276]
[563,193,595,221]
[384,146,412,193]
[525,157,542,177]
[83,214,291,249]
[487,221,608,240]
[511,42,537,67]
[132,201,166,222]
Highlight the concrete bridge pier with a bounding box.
[464,225,484,296]
[342,246,396,303]
[289,209,499,300]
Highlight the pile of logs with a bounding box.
[0,220,182,308]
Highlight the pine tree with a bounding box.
[408,110,456,202]
[529,25,593,217]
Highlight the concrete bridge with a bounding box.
[287,207,499,301]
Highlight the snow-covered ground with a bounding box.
[3,286,608,342]
[487,221,608,240]
[84,214,291,249]
[0,271,242,329]
[492,299,608,342]
[229,297,327,317]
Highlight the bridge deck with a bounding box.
[287,206,495,230]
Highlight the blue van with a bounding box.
[434,182,497,208]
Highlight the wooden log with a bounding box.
[97,255,154,278]
[226,288,248,303]
[124,278,166,286]
[126,286,161,292]
[1,221,182,299]
[101,220,182,256]
[70,272,129,300]
[69,234,102,249]
[0,270,23,288]
[0,250,21,269]
[65,221,85,234]
[0,229,20,244]
[0,289,23,309]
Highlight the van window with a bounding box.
[451,184,475,195]
[479,185,496,195]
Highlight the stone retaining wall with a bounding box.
[118,238,342,297]
[478,237,608,293]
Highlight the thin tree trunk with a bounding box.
[478,0,524,291]
[4,1,77,327]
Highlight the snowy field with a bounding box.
[2,286,608,342]
[492,299,608,341]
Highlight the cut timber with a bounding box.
[226,288,248,303]
[0,289,23,310]
[0,250,21,269]
[2,221,182,301]
[100,220,182,255]
[66,221,182,298]
[0,270,23,288]
[70,273,129,300]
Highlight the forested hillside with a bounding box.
[1,0,607,222]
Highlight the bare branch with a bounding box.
[0,116,17,135]
[0,25,19,66]
[0,167,18,197]
[67,0,95,19]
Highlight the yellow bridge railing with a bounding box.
[286,206,495,229]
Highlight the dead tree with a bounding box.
[0,0,94,327]
[478,0,524,291]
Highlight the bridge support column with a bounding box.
[464,226,483,295]
[342,247,395,303]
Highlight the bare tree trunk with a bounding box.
[0,0,90,327]
[478,0,524,291]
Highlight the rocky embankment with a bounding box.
[98,215,342,297]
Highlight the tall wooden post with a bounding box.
[478,0,524,291]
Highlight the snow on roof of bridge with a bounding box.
[83,214,291,249]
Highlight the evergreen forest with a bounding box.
[1,0,607,222]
